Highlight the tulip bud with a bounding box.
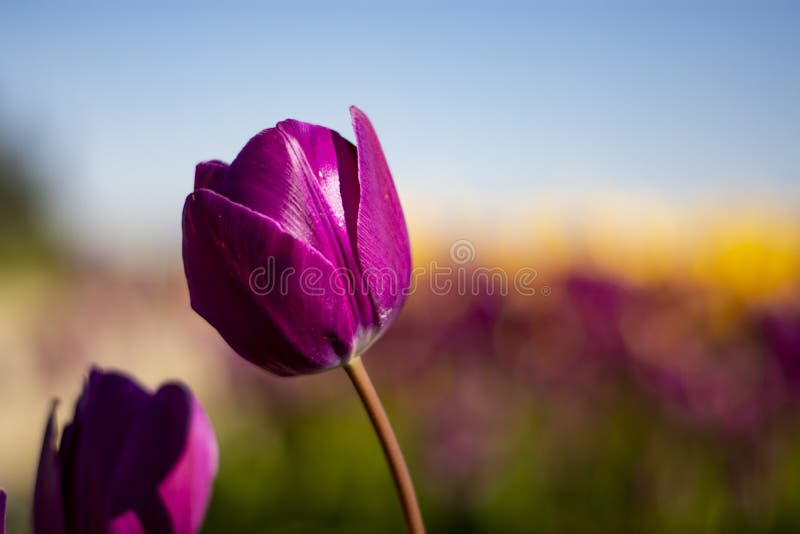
[33,368,218,534]
[183,107,411,376]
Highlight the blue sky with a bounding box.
[0,1,798,253]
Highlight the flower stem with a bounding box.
[344,357,425,534]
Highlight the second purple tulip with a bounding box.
[33,368,218,534]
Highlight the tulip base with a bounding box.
[344,357,425,534]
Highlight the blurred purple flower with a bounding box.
[623,289,774,433]
[33,368,218,534]
[761,313,800,394]
[631,351,770,433]
[435,292,503,361]
[566,275,630,360]
[183,107,411,376]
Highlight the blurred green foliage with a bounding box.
[0,141,59,268]
[197,362,800,534]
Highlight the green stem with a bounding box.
[344,357,425,534]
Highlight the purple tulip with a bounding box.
[183,106,411,376]
[33,368,218,534]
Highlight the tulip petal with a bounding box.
[33,403,66,534]
[194,160,228,191]
[158,395,219,534]
[183,188,359,374]
[204,126,344,267]
[275,119,360,242]
[60,369,150,533]
[107,384,189,532]
[350,106,412,325]
[109,384,217,534]
[275,119,374,327]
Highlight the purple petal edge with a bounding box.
[350,106,412,327]
[0,488,6,534]
[33,401,66,534]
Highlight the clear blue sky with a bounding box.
[0,1,798,253]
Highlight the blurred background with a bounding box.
[1,1,799,532]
